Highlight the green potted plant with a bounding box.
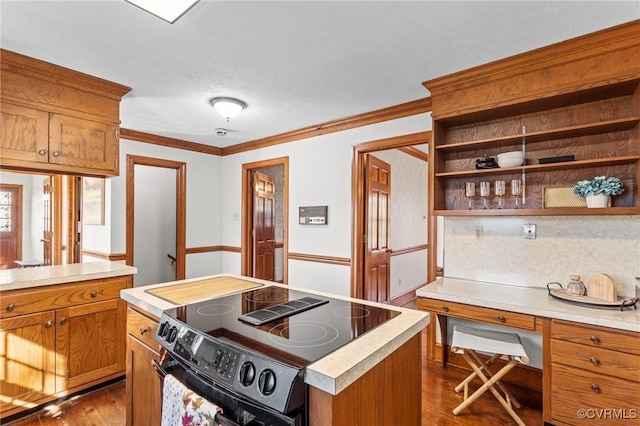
[573,176,624,208]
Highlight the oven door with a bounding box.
[153,356,305,426]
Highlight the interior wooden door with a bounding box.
[0,185,22,269]
[42,178,53,265]
[252,171,276,281]
[364,155,391,303]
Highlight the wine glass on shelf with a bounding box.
[480,181,490,209]
[495,180,506,209]
[465,182,476,210]
[511,179,522,208]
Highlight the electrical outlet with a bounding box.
[524,223,536,239]
[474,226,483,240]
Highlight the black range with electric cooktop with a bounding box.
[154,285,400,426]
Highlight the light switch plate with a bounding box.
[524,224,536,239]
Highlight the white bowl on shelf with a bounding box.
[497,151,524,168]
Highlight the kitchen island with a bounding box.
[417,277,640,425]
[0,261,137,419]
[121,274,429,426]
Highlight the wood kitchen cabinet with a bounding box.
[125,306,162,426]
[550,320,640,425]
[0,275,132,419]
[423,20,640,217]
[0,49,129,177]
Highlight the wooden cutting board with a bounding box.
[586,273,617,302]
[145,276,263,305]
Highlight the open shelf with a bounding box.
[435,155,640,178]
[435,117,639,153]
[434,207,640,216]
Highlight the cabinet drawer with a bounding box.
[551,339,640,382]
[552,320,640,356]
[127,307,161,350]
[417,298,536,330]
[1,275,132,319]
[551,363,640,425]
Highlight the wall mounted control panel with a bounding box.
[299,206,328,225]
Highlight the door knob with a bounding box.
[40,239,50,243]
[59,317,68,325]
[38,149,48,156]
[52,151,61,157]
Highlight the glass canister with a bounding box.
[566,275,586,296]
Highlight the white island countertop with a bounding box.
[416,277,639,333]
[0,261,138,292]
[121,274,430,395]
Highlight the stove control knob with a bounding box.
[159,322,170,338]
[167,326,178,343]
[239,362,256,386]
[258,369,276,395]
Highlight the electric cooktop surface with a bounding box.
[174,286,400,367]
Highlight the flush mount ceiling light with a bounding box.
[209,97,247,122]
[125,0,200,24]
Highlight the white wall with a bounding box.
[221,113,431,293]
[101,140,223,278]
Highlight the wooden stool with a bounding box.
[451,325,529,426]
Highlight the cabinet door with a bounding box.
[55,299,126,392]
[0,311,56,416]
[0,103,49,164]
[126,336,162,426]
[49,113,117,173]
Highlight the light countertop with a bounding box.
[0,261,138,292]
[416,277,639,333]
[121,274,430,395]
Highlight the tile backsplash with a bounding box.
[443,216,640,297]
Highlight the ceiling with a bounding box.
[1,1,638,148]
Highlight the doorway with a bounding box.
[351,132,431,302]
[0,184,22,269]
[241,157,288,283]
[126,155,186,286]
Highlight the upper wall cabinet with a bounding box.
[0,49,130,177]
[423,20,640,216]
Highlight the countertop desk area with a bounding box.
[416,277,640,425]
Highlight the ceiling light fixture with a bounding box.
[125,0,200,24]
[209,97,247,122]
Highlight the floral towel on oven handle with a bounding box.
[162,374,223,426]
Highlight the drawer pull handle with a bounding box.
[6,304,15,312]
[90,290,97,298]
[38,149,48,156]
[442,305,449,312]
[44,320,53,328]
[590,357,600,365]
[140,328,149,335]
[60,317,68,325]
[497,315,506,323]
[52,151,61,157]
[590,384,601,393]
[590,335,601,344]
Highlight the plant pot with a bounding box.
[585,194,610,208]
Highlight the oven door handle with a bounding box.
[152,358,179,379]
